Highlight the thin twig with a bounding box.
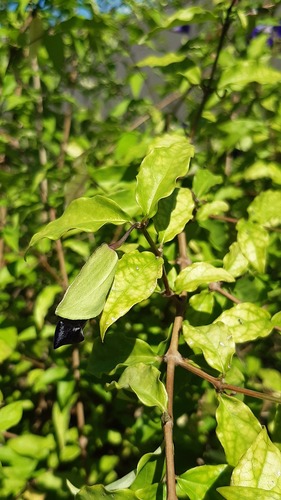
[177,357,281,404]
[209,282,241,304]
[141,226,172,296]
[190,0,238,140]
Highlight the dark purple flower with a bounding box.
[172,25,190,35]
[250,24,281,47]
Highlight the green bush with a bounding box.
[1,1,281,499]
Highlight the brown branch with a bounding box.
[177,357,281,404]
[163,232,189,499]
[209,282,241,304]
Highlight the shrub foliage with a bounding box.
[1,1,281,499]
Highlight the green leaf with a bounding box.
[247,190,281,228]
[137,53,186,67]
[215,303,272,343]
[223,242,249,278]
[217,486,281,500]
[56,244,118,320]
[136,484,166,500]
[8,434,56,460]
[154,188,195,244]
[0,402,23,432]
[175,262,234,294]
[243,162,281,185]
[0,327,17,363]
[216,395,262,466]
[218,61,281,90]
[52,402,70,450]
[131,446,165,490]
[88,333,158,378]
[135,139,194,218]
[100,251,163,338]
[34,285,62,329]
[60,444,80,462]
[28,196,131,247]
[44,33,64,73]
[232,428,281,492]
[196,200,229,221]
[177,464,228,500]
[32,366,68,393]
[272,311,281,329]
[160,6,215,27]
[116,363,168,412]
[77,485,138,499]
[182,321,235,374]
[192,170,223,199]
[237,219,269,273]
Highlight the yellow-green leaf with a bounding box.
[216,395,262,467]
[100,251,163,338]
[154,187,195,244]
[215,303,272,343]
[237,219,269,273]
[175,262,234,294]
[232,428,281,492]
[136,139,194,218]
[29,196,131,248]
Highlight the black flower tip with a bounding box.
[54,318,87,349]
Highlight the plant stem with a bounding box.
[177,356,281,404]
[141,226,172,296]
[163,232,189,499]
[190,0,238,140]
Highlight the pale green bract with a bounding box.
[56,244,118,320]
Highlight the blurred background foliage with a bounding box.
[0,0,281,498]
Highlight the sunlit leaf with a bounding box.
[219,61,281,90]
[243,162,281,186]
[177,464,228,500]
[223,242,249,278]
[131,446,165,490]
[217,486,281,500]
[192,170,223,199]
[0,327,17,363]
[34,285,62,329]
[247,190,281,228]
[137,53,186,67]
[175,262,234,293]
[182,321,235,373]
[154,187,195,244]
[28,196,131,247]
[196,200,229,221]
[232,428,281,492]
[216,395,262,466]
[136,139,194,218]
[77,485,138,499]
[8,434,56,460]
[0,402,23,432]
[215,303,272,343]
[56,244,118,320]
[237,219,269,273]
[136,484,166,499]
[100,251,163,338]
[115,363,168,412]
